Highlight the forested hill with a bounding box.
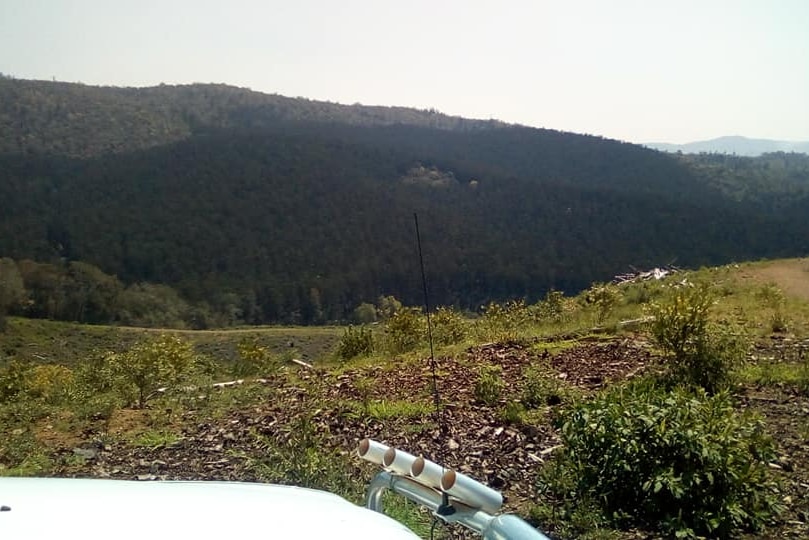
[0,77,505,158]
[1,77,808,325]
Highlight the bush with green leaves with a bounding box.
[539,381,781,538]
[802,359,809,396]
[247,413,358,500]
[26,364,76,404]
[352,302,378,324]
[533,290,570,324]
[756,283,791,333]
[650,286,712,360]
[336,325,375,360]
[384,307,424,353]
[431,307,467,346]
[0,428,52,476]
[234,338,276,376]
[649,286,747,394]
[583,283,622,323]
[521,364,567,408]
[377,295,403,320]
[75,350,122,394]
[768,310,789,333]
[499,400,526,424]
[756,282,785,308]
[0,359,31,403]
[474,364,504,406]
[477,300,531,342]
[109,334,197,408]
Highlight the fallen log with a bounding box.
[290,358,314,370]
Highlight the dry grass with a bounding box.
[735,258,809,301]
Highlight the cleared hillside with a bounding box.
[2,260,808,538]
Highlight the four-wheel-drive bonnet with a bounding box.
[0,477,421,539]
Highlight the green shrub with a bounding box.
[756,283,785,308]
[500,400,526,424]
[131,429,181,450]
[801,348,809,395]
[0,395,50,426]
[352,302,378,324]
[72,392,121,422]
[584,283,622,323]
[75,351,121,393]
[650,286,712,360]
[384,307,424,353]
[474,364,504,406]
[540,382,781,538]
[769,310,789,333]
[0,429,52,476]
[780,346,809,396]
[649,287,747,393]
[0,359,31,403]
[533,290,570,323]
[247,413,358,500]
[478,300,531,342]
[234,338,277,376]
[521,364,566,408]
[337,325,375,360]
[111,334,197,408]
[377,295,403,320]
[354,376,373,415]
[26,364,76,404]
[530,495,616,540]
[431,307,467,346]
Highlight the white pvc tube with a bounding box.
[441,469,503,515]
[357,439,389,466]
[410,457,445,490]
[382,447,418,477]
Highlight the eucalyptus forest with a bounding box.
[1,76,808,327]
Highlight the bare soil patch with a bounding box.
[33,413,84,450]
[736,258,809,301]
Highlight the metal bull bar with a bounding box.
[357,439,551,540]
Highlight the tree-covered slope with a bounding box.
[674,152,809,209]
[0,77,504,158]
[2,128,806,322]
[1,78,808,324]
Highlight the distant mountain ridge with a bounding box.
[0,78,507,159]
[645,136,809,157]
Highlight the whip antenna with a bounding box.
[414,213,454,520]
[414,213,444,433]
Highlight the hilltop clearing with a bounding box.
[2,260,809,538]
[734,258,809,301]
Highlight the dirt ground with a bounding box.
[38,335,806,538]
[736,258,809,301]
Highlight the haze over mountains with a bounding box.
[645,136,809,157]
[1,77,808,325]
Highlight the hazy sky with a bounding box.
[1,0,808,144]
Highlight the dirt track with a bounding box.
[737,258,809,301]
